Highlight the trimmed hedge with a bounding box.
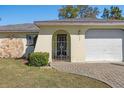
[29,52,49,67]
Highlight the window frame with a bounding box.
[26,34,37,46]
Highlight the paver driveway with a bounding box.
[51,62,124,88]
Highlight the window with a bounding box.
[26,35,37,46]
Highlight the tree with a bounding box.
[101,8,110,19]
[76,5,89,18]
[84,6,99,18]
[58,5,79,19]
[101,6,123,20]
[58,5,99,19]
[110,6,122,20]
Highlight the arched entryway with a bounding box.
[52,30,71,62]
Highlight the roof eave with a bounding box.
[0,30,39,33]
[35,22,124,26]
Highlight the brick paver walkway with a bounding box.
[50,62,124,88]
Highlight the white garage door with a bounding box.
[85,29,124,62]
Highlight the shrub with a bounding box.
[29,52,49,67]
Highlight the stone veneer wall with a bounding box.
[0,38,24,58]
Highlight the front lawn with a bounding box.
[0,58,111,88]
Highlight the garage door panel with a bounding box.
[85,30,123,62]
[86,30,123,38]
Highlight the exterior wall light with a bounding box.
[78,30,81,35]
[78,30,81,40]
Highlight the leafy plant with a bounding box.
[29,52,49,67]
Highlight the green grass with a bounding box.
[0,58,111,88]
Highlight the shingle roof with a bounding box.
[35,18,124,26]
[1,19,124,32]
[0,23,39,32]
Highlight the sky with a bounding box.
[0,5,124,26]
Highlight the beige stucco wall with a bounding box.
[34,25,124,62]
[0,32,37,58]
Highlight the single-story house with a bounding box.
[1,18,124,63]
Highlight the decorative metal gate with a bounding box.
[53,34,69,61]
